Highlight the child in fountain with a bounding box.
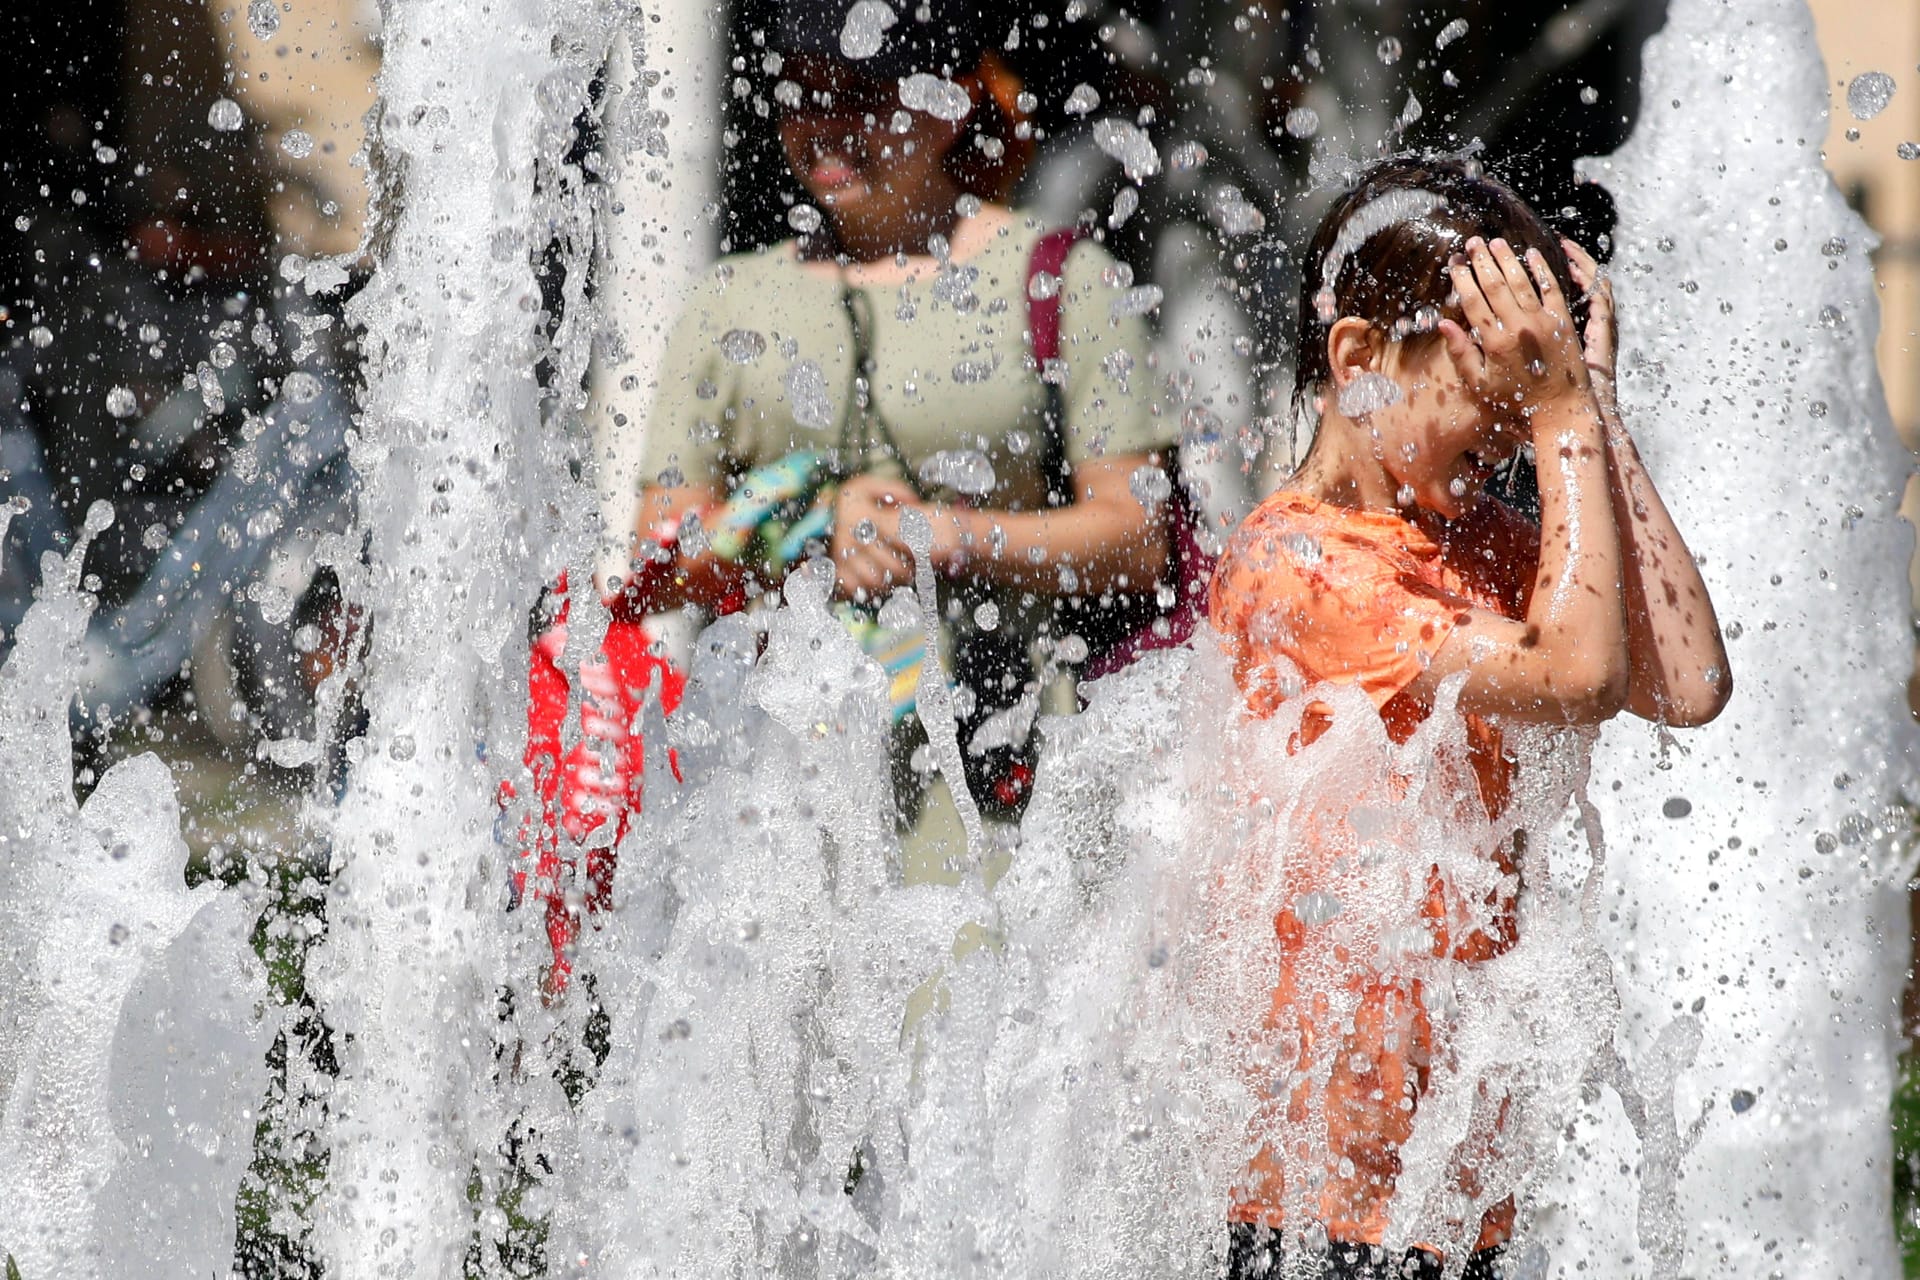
[1207,157,1731,1278]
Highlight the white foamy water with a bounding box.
[0,513,268,1278]
[1536,0,1917,1275]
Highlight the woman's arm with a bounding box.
[1407,236,1633,725]
[1564,239,1733,727]
[828,453,1171,600]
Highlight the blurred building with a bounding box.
[1806,0,1920,618]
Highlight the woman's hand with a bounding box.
[1562,237,1619,423]
[1439,236,1593,429]
[830,472,922,602]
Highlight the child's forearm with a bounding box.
[1524,395,1633,715]
[1600,425,1733,725]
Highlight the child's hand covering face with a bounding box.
[1438,236,1594,425]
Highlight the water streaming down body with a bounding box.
[1536,1,1918,1274]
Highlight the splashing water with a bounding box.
[0,507,269,1277]
[0,0,1912,1274]
[1534,1,1918,1275]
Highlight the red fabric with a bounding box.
[511,574,685,988]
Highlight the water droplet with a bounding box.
[719,329,766,364]
[208,98,246,133]
[1900,141,1920,161]
[917,449,996,496]
[973,602,1000,632]
[1376,36,1402,65]
[1821,236,1848,257]
[787,203,822,234]
[108,923,129,946]
[247,0,281,39]
[1435,18,1469,50]
[210,341,237,369]
[279,129,314,159]
[838,0,895,59]
[283,370,322,404]
[899,73,971,122]
[1092,118,1160,181]
[1109,285,1164,319]
[1845,71,1896,121]
[1293,891,1343,926]
[1729,1088,1757,1114]
[1336,372,1402,418]
[1661,796,1692,819]
[1107,185,1139,230]
[1813,831,1838,854]
[28,325,52,349]
[1129,465,1172,508]
[1168,140,1207,172]
[1284,106,1320,139]
[388,735,417,761]
[783,359,832,430]
[105,386,139,419]
[1064,84,1101,116]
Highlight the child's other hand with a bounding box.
[1439,236,1592,427]
[1562,237,1619,422]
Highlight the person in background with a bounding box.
[623,0,1175,880]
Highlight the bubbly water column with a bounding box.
[308,1,622,1273]
[1542,0,1918,1273]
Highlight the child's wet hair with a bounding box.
[1293,156,1585,413]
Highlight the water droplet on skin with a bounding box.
[279,129,314,159]
[247,0,281,39]
[1845,70,1895,121]
[106,386,139,419]
[208,98,246,133]
[838,0,895,60]
[1336,372,1402,418]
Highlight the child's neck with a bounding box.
[1291,412,1452,537]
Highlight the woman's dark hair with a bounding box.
[1293,156,1584,413]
